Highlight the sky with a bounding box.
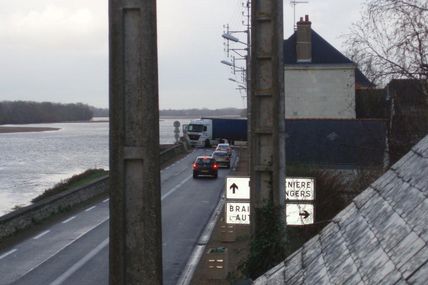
[0,0,364,109]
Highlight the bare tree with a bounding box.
[345,0,427,86]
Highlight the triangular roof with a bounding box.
[284,29,374,87]
[254,134,428,284]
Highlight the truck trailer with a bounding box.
[185,117,247,147]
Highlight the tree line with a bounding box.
[0,101,93,124]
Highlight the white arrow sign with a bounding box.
[226,202,250,224]
[286,204,314,226]
[226,177,250,200]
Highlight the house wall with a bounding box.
[284,64,356,119]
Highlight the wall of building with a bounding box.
[284,64,356,119]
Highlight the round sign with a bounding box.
[173,121,180,128]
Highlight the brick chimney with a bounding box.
[296,15,312,63]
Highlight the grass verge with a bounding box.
[31,168,108,203]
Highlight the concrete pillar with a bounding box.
[250,0,286,232]
[109,0,162,284]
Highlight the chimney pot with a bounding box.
[305,15,309,21]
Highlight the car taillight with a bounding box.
[192,163,198,169]
[212,163,218,169]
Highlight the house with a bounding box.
[283,16,386,172]
[254,134,428,284]
[283,15,374,119]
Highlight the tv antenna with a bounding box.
[290,1,309,30]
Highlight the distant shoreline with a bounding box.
[0,127,60,134]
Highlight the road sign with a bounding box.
[226,177,250,199]
[226,202,250,224]
[285,177,315,201]
[286,204,314,225]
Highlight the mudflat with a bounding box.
[0,126,60,133]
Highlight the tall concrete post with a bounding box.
[250,0,286,231]
[109,0,162,284]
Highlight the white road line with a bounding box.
[161,175,193,200]
[0,249,17,260]
[177,196,226,285]
[61,216,76,224]
[33,230,50,240]
[19,217,109,280]
[84,206,96,212]
[102,198,109,203]
[49,238,109,285]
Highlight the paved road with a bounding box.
[0,148,235,285]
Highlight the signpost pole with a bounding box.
[250,0,286,232]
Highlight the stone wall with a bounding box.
[0,142,189,242]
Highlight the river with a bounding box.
[0,117,191,216]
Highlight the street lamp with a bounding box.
[222,33,240,42]
[221,60,233,67]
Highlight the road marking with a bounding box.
[0,249,17,260]
[33,230,50,240]
[49,238,109,285]
[61,216,76,224]
[102,198,109,203]
[19,217,109,281]
[177,195,226,285]
[85,206,96,212]
[161,175,192,200]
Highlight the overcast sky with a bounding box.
[0,0,364,109]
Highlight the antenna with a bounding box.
[290,1,309,30]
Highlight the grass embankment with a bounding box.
[32,169,108,203]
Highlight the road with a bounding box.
[0,148,234,285]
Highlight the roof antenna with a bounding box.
[290,1,309,31]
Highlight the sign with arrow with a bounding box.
[226,177,250,200]
[286,204,314,226]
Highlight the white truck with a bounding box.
[184,118,247,147]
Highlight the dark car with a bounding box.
[212,150,231,168]
[192,156,218,178]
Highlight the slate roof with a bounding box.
[254,134,428,284]
[283,29,374,87]
[285,119,386,168]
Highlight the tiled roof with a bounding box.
[254,134,428,284]
[284,29,374,87]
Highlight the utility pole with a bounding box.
[250,0,286,232]
[109,0,163,284]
